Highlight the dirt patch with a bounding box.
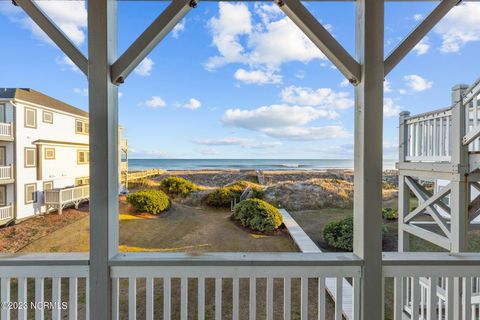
[0,205,88,253]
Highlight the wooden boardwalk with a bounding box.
[280,209,354,320]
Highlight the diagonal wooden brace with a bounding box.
[277,0,361,85]
[384,0,459,76]
[405,177,451,239]
[404,182,452,223]
[111,0,195,85]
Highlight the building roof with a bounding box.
[0,88,88,118]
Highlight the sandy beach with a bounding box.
[137,168,399,211]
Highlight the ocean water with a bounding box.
[128,159,397,171]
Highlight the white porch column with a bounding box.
[353,1,384,319]
[88,1,119,319]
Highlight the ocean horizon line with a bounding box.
[128,158,398,171]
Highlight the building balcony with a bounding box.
[44,185,89,214]
[0,203,13,225]
[0,122,14,141]
[0,165,14,184]
[0,252,479,319]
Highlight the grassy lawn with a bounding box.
[21,197,296,253]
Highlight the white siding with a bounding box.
[14,101,89,220]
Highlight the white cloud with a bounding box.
[295,70,306,79]
[198,148,220,155]
[143,96,166,109]
[56,55,80,73]
[128,148,169,158]
[1,1,87,46]
[404,74,433,92]
[223,104,337,131]
[413,37,430,55]
[177,98,202,110]
[234,68,282,85]
[384,79,392,93]
[280,86,353,110]
[134,57,154,76]
[172,19,186,38]
[383,98,402,117]
[340,79,350,88]
[262,126,350,141]
[205,3,325,71]
[194,137,281,149]
[413,14,424,22]
[73,87,88,96]
[205,2,252,70]
[222,104,347,140]
[435,3,480,53]
[383,140,399,155]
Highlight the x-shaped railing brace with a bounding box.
[405,177,452,239]
[12,0,463,87]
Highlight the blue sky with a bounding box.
[1,1,480,160]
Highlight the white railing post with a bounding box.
[399,111,410,164]
[450,84,470,319]
[353,1,384,319]
[88,0,119,319]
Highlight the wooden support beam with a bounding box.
[277,0,361,84]
[353,1,384,319]
[384,0,458,76]
[88,1,119,319]
[111,0,194,84]
[15,0,88,76]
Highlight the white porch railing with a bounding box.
[0,204,13,222]
[0,122,13,139]
[401,79,480,164]
[0,165,13,181]
[403,108,452,162]
[0,253,89,320]
[384,252,480,320]
[110,252,362,320]
[44,185,89,214]
[0,253,479,320]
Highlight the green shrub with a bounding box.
[323,216,353,251]
[127,189,170,214]
[205,180,263,208]
[160,176,197,197]
[382,207,398,220]
[232,199,283,233]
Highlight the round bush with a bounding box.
[232,199,283,233]
[127,189,170,214]
[205,180,264,208]
[323,216,353,251]
[160,176,197,197]
[382,207,398,220]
